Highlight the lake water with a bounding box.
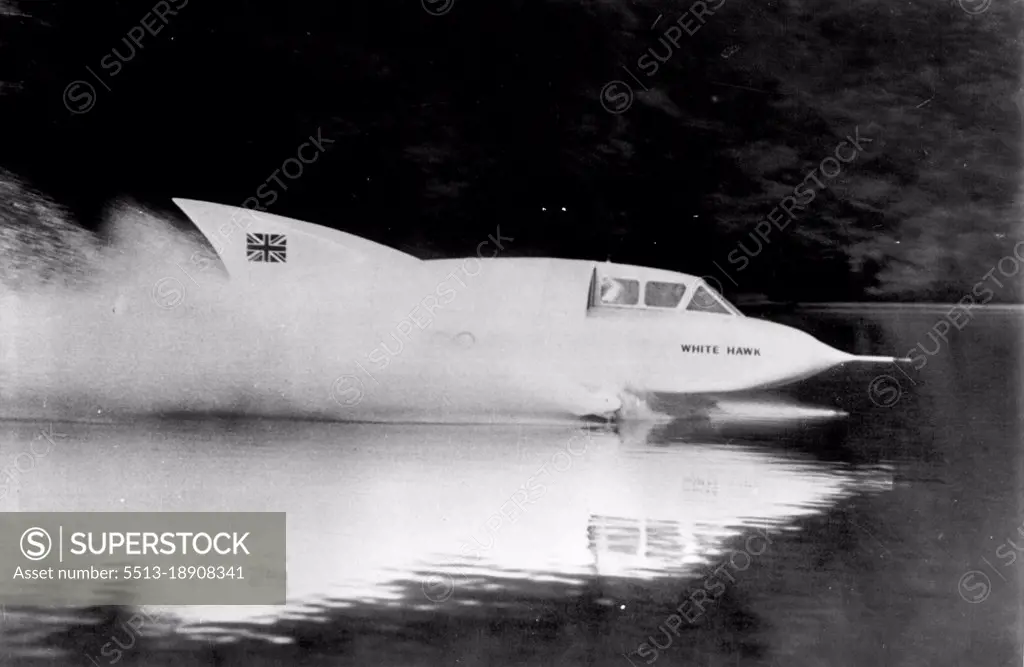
[0,308,1020,666]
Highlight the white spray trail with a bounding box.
[0,186,349,421]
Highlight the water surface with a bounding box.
[0,308,1020,666]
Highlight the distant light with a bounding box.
[561,207,566,211]
[693,215,698,218]
[541,207,547,211]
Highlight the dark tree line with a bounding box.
[0,0,1019,301]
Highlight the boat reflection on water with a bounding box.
[416,397,890,610]
[0,396,892,656]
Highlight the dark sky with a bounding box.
[0,0,1020,301]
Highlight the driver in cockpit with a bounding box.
[599,276,624,304]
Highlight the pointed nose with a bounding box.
[835,354,914,364]
[756,321,908,388]
[784,334,855,380]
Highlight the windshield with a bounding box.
[686,284,740,315]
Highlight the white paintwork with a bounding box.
[170,199,908,421]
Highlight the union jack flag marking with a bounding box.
[247,233,287,263]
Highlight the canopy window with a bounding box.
[598,276,640,306]
[644,281,687,308]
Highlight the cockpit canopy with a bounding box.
[589,267,741,316]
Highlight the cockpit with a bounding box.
[588,268,741,316]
